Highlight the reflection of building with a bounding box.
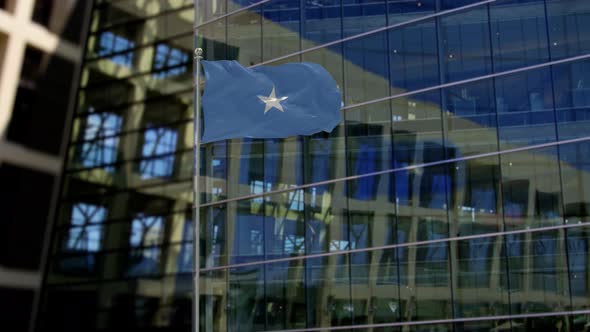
[36,0,590,332]
[0,1,91,331]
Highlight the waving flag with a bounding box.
[200,60,342,143]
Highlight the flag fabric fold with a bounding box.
[200,60,342,143]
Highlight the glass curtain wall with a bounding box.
[195,0,590,331]
[37,0,196,331]
[38,0,590,331]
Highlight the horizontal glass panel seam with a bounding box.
[263,309,590,332]
[200,221,589,272]
[341,52,590,111]
[66,147,192,173]
[77,87,193,115]
[45,270,195,288]
[193,43,590,117]
[200,135,590,208]
[85,31,192,63]
[60,176,192,202]
[53,207,191,230]
[49,240,193,259]
[195,0,493,33]
[82,62,191,90]
[69,118,192,146]
[246,0,497,68]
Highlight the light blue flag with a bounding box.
[200,60,342,143]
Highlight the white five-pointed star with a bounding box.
[257,86,288,114]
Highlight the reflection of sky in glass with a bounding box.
[127,215,164,276]
[98,31,135,66]
[130,215,163,247]
[153,44,189,79]
[81,112,122,170]
[139,127,178,179]
[67,203,106,252]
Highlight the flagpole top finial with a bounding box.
[195,48,203,59]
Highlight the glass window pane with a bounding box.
[453,235,511,320]
[504,230,570,315]
[490,0,550,72]
[200,270,227,332]
[228,265,265,331]
[388,0,435,25]
[262,0,301,61]
[346,101,392,202]
[443,78,498,156]
[450,156,503,237]
[553,59,590,141]
[302,0,342,47]
[390,19,439,93]
[343,0,387,38]
[198,21,229,61]
[440,6,492,82]
[401,241,453,321]
[344,31,390,105]
[392,91,444,166]
[495,67,556,150]
[501,147,563,230]
[547,0,590,60]
[227,8,262,66]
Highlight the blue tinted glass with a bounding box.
[391,91,444,205]
[443,79,498,156]
[387,0,435,25]
[440,6,492,82]
[568,228,590,309]
[490,0,549,72]
[390,19,439,92]
[440,0,487,10]
[547,0,590,60]
[419,163,450,209]
[302,0,342,46]
[346,102,391,202]
[343,0,387,37]
[552,59,590,140]
[495,68,556,149]
[344,31,389,105]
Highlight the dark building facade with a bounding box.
[37,0,590,331]
[0,1,92,332]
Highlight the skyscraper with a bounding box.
[38,0,590,331]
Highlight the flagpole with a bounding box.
[193,47,203,332]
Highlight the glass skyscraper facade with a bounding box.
[38,0,590,331]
